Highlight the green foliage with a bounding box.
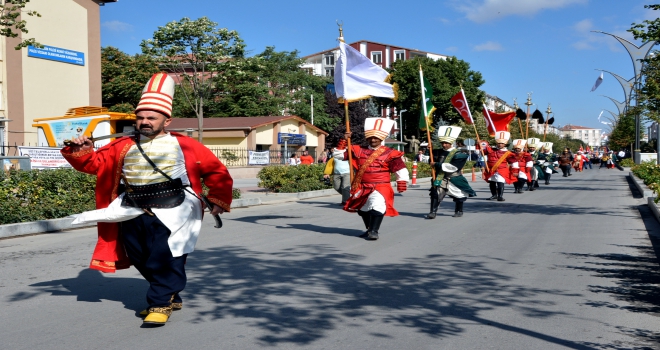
[141,17,246,141]
[101,47,160,111]
[630,5,660,123]
[632,161,660,202]
[232,188,241,199]
[619,158,635,167]
[388,56,485,138]
[0,0,41,50]
[257,164,331,193]
[609,107,638,150]
[0,168,96,224]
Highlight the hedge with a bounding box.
[632,161,660,202]
[1,168,241,225]
[258,164,332,193]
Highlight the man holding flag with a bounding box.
[333,27,407,241]
[478,131,515,201]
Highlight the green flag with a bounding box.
[419,76,436,131]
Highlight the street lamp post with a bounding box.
[281,134,291,165]
[399,109,407,152]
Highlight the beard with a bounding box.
[139,124,163,137]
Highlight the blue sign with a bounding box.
[27,45,85,66]
[278,133,306,145]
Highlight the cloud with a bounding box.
[451,0,587,23]
[473,41,503,51]
[571,18,632,52]
[102,20,133,32]
[434,17,452,24]
[445,46,459,52]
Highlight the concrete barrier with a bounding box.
[648,197,660,224]
[629,172,656,199]
[0,217,95,239]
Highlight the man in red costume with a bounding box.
[510,139,533,194]
[334,117,409,241]
[61,73,233,326]
[478,131,515,201]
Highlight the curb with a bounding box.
[648,197,660,225]
[629,172,656,199]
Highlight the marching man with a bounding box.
[61,73,233,326]
[526,138,545,191]
[336,117,409,240]
[510,139,533,194]
[538,142,557,185]
[426,126,476,219]
[478,131,515,201]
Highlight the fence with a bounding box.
[207,147,325,167]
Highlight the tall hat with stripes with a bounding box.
[364,117,394,141]
[541,142,553,153]
[135,73,175,117]
[511,139,527,149]
[494,131,510,144]
[527,137,541,148]
[437,125,462,143]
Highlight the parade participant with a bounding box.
[426,126,476,219]
[335,118,409,241]
[558,150,573,177]
[526,138,545,191]
[323,139,351,205]
[573,151,585,172]
[510,139,533,194]
[538,142,557,185]
[600,152,610,169]
[478,131,515,202]
[61,73,233,326]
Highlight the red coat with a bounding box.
[510,152,533,181]
[343,145,406,216]
[61,132,233,273]
[478,143,515,184]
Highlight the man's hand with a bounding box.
[66,135,93,152]
[396,180,407,193]
[323,174,330,179]
[210,204,225,216]
[344,132,352,139]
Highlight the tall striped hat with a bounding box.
[494,131,510,144]
[364,117,394,141]
[527,137,541,148]
[511,139,527,149]
[135,73,175,117]
[437,125,462,143]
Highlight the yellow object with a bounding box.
[323,158,335,175]
[140,302,181,317]
[143,312,169,325]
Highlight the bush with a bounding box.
[258,164,332,193]
[632,161,660,202]
[0,168,97,224]
[232,188,241,199]
[619,158,635,167]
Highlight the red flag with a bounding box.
[586,146,591,152]
[482,106,516,136]
[579,146,584,152]
[451,89,473,124]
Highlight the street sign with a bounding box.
[278,133,306,145]
[463,138,476,146]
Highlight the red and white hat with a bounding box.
[494,131,510,144]
[511,139,526,149]
[364,117,394,141]
[135,73,175,117]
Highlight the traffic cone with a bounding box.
[472,167,476,182]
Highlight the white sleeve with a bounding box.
[332,149,346,161]
[511,162,520,169]
[525,161,533,168]
[395,167,409,182]
[441,163,458,172]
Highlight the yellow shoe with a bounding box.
[143,306,172,325]
[139,302,181,317]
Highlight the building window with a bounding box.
[325,68,334,77]
[394,50,405,62]
[324,54,334,66]
[371,51,382,64]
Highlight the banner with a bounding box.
[18,146,71,169]
[248,151,270,165]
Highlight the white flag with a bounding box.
[597,110,603,122]
[334,41,395,102]
[591,72,604,92]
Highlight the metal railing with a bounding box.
[207,147,324,167]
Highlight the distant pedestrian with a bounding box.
[558,150,572,177]
[323,140,351,205]
[289,153,301,166]
[300,151,314,165]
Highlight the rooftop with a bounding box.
[560,124,600,131]
[302,40,448,59]
[168,116,328,135]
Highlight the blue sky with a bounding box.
[100,0,658,132]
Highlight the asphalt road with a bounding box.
[1,168,659,349]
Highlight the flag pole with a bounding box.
[345,100,354,182]
[543,120,548,142]
[419,66,435,180]
[460,87,489,173]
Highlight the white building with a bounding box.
[559,124,602,147]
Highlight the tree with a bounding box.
[629,5,660,123]
[101,47,160,111]
[212,47,334,131]
[608,106,638,151]
[324,90,372,148]
[141,17,245,142]
[0,0,41,50]
[388,56,485,139]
